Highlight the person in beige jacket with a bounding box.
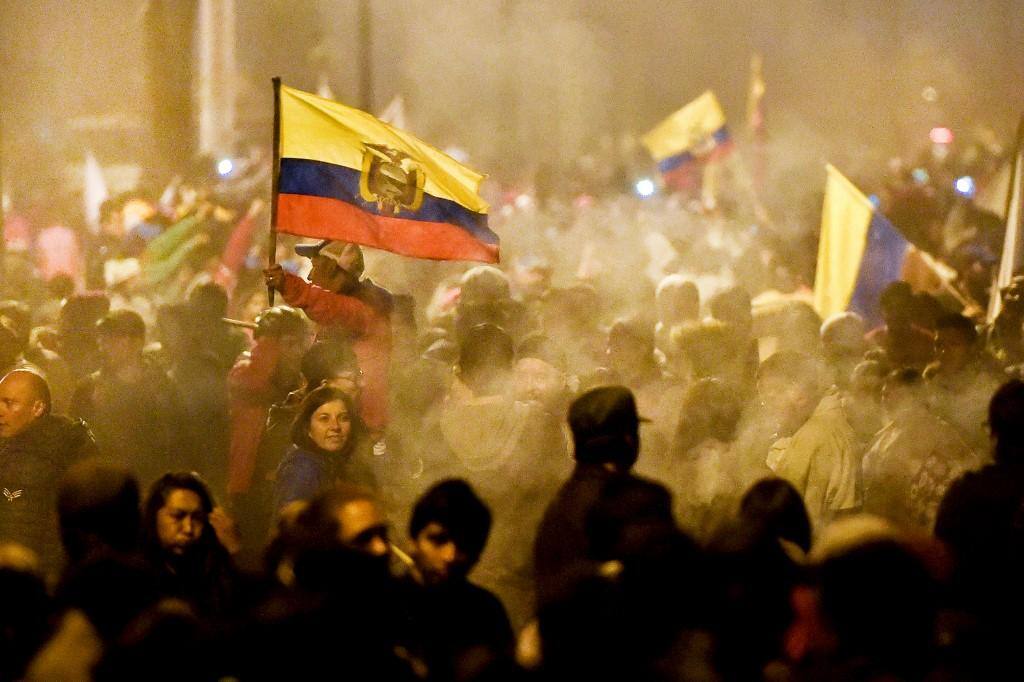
[758,352,861,529]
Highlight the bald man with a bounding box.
[0,369,96,576]
[0,369,52,438]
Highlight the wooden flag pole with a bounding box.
[268,76,282,306]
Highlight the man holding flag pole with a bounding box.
[262,80,500,436]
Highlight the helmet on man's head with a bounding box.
[254,306,308,339]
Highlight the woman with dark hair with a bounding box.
[142,472,239,617]
[272,385,372,514]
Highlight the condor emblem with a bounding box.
[688,124,717,156]
[359,143,425,215]
[2,488,23,502]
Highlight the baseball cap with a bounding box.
[568,385,649,444]
[294,240,364,278]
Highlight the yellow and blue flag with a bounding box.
[275,84,498,262]
[813,165,909,324]
[642,91,733,189]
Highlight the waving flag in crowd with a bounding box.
[273,84,498,263]
[988,115,1024,321]
[813,164,909,325]
[642,90,733,190]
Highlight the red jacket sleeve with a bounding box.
[281,273,375,335]
[228,336,282,401]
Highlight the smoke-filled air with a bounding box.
[1,1,1024,680]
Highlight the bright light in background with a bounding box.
[216,158,234,176]
[635,178,656,198]
[929,127,954,145]
[513,193,533,210]
[954,176,976,198]
[911,168,930,185]
[921,86,938,102]
[443,146,469,163]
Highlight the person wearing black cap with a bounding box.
[532,385,647,609]
[265,241,393,438]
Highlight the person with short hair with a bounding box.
[935,380,1024,676]
[226,306,309,503]
[865,281,934,370]
[403,479,514,677]
[0,369,96,575]
[57,459,141,569]
[758,351,861,528]
[925,313,1002,450]
[533,385,650,609]
[862,369,978,530]
[70,310,189,487]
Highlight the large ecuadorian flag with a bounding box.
[813,165,909,325]
[275,85,498,263]
[642,91,733,190]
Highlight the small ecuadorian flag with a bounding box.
[813,165,909,325]
[642,91,733,190]
[275,84,498,263]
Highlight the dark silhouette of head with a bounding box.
[286,484,390,591]
[58,459,140,564]
[818,540,937,677]
[457,322,514,396]
[569,385,643,471]
[300,340,359,390]
[989,380,1024,465]
[253,305,307,340]
[739,477,812,553]
[186,281,230,322]
[879,281,914,329]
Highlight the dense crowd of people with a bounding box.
[1,133,1023,680]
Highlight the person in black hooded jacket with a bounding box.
[0,369,96,576]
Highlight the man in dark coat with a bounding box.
[0,369,96,575]
[533,385,646,610]
[70,310,188,488]
[935,379,1024,677]
[403,479,514,678]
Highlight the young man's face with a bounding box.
[413,522,474,585]
[757,375,816,437]
[98,333,145,371]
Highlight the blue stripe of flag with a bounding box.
[278,157,498,245]
[656,126,732,173]
[848,211,909,327]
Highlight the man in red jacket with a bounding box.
[264,241,392,438]
[227,307,308,501]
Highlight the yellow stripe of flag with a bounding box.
[279,85,488,214]
[813,164,875,318]
[641,91,727,162]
